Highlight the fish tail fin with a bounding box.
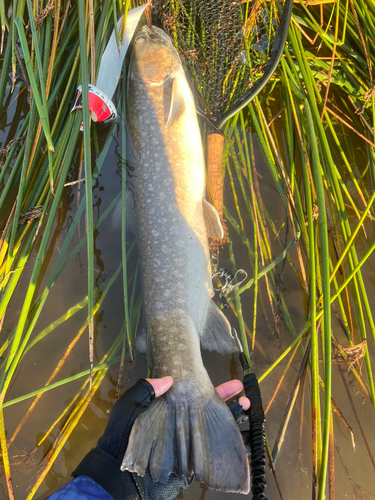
[121,390,250,494]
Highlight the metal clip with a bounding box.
[211,255,219,275]
[212,268,248,297]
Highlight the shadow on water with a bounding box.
[1,69,375,500]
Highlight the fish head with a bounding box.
[130,26,181,84]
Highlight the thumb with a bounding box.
[146,376,173,398]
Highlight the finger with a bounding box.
[146,376,173,398]
[215,379,244,401]
[239,396,250,411]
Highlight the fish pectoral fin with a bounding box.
[135,326,148,354]
[166,75,185,127]
[202,199,224,239]
[112,191,137,235]
[201,300,237,355]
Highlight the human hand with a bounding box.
[215,378,250,410]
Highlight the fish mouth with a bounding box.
[143,26,161,41]
[136,25,171,45]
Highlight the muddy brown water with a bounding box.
[1,80,375,500]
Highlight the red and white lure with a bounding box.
[72,4,149,126]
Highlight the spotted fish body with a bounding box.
[120,26,250,494]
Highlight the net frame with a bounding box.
[154,0,293,128]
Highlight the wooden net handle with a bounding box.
[206,133,224,219]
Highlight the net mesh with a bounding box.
[153,0,284,122]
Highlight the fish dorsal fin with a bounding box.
[166,73,185,127]
[203,199,224,239]
[201,300,237,354]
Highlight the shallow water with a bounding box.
[1,78,375,500]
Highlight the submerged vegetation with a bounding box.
[0,0,375,499]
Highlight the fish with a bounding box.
[117,25,250,494]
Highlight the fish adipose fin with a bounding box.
[201,300,237,354]
[121,387,250,494]
[166,74,185,127]
[202,199,224,239]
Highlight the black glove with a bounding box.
[73,379,193,500]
